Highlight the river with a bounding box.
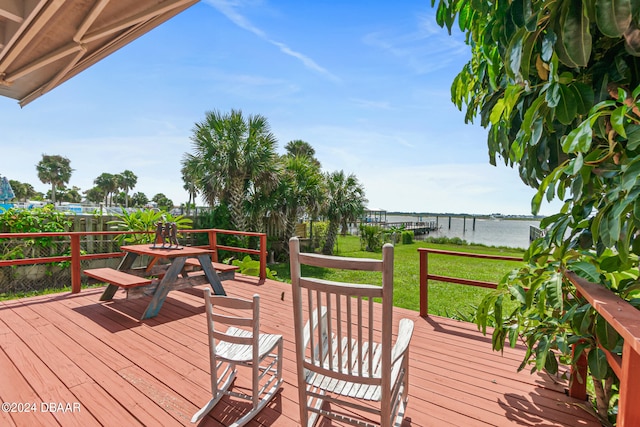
[386,214,540,250]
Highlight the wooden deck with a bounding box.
[0,275,599,427]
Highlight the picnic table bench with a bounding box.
[83,267,153,289]
[184,258,239,280]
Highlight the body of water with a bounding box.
[386,214,540,249]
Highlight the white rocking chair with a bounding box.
[289,237,414,427]
[191,288,284,425]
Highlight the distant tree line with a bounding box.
[4,154,174,211]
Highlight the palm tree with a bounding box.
[93,173,118,206]
[117,170,137,208]
[36,154,73,205]
[181,161,199,215]
[9,180,37,202]
[284,140,321,168]
[279,155,325,244]
[183,109,279,231]
[321,170,367,255]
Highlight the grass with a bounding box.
[270,235,526,320]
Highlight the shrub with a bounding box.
[231,255,277,280]
[0,206,72,259]
[194,205,243,260]
[359,224,383,252]
[311,221,328,252]
[401,230,414,245]
[424,236,468,246]
[107,208,192,245]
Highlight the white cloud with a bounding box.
[204,0,340,82]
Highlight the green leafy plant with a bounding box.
[0,206,72,255]
[401,230,414,245]
[387,224,406,244]
[432,0,640,422]
[311,221,329,252]
[359,224,383,252]
[107,208,193,245]
[231,255,277,280]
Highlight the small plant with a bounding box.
[401,230,414,245]
[386,224,406,244]
[359,224,383,252]
[231,255,277,280]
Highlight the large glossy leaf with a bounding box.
[556,84,578,124]
[569,261,600,281]
[535,335,550,371]
[545,351,559,374]
[522,30,543,79]
[570,82,594,115]
[562,119,593,152]
[588,348,609,380]
[541,31,556,62]
[559,0,592,67]
[611,105,628,137]
[546,272,564,311]
[626,124,640,150]
[596,315,620,351]
[509,285,527,304]
[546,82,561,107]
[506,28,526,78]
[595,0,632,37]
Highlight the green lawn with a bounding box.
[270,235,526,319]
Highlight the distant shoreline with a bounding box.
[385,212,543,220]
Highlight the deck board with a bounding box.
[0,275,599,427]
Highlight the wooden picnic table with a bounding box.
[84,244,226,319]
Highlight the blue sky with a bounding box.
[0,0,562,216]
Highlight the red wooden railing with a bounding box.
[417,247,522,317]
[418,247,640,426]
[565,272,640,427]
[0,228,268,293]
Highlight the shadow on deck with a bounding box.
[0,275,599,427]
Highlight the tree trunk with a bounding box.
[322,220,339,255]
[228,179,247,232]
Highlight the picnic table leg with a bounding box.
[141,257,186,319]
[99,252,139,301]
[197,254,226,296]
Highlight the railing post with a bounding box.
[419,249,428,317]
[259,233,267,282]
[618,343,640,426]
[70,234,81,293]
[208,230,218,262]
[568,340,588,400]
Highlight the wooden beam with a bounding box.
[0,0,62,71]
[0,0,24,23]
[73,0,110,43]
[81,0,195,44]
[5,41,82,82]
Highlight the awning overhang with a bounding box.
[0,0,199,107]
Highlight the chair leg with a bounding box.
[191,365,237,423]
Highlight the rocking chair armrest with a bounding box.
[391,318,414,365]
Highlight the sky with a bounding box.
[0,0,563,216]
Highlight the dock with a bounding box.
[382,220,440,235]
